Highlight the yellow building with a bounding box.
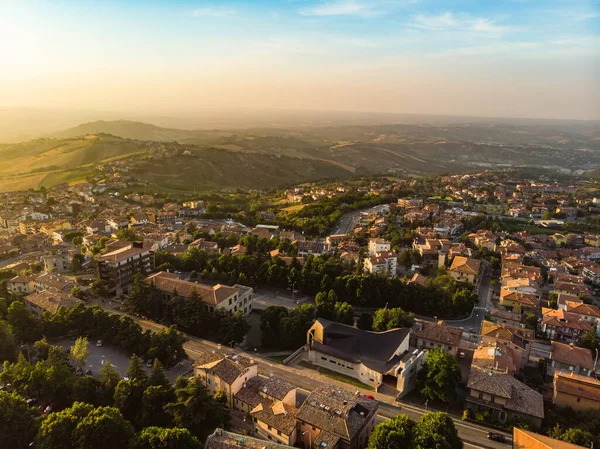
[514,428,587,449]
[499,288,537,315]
[448,256,481,284]
[553,371,600,411]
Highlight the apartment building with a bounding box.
[97,241,155,295]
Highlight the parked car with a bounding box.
[459,351,466,359]
[146,360,153,368]
[96,340,103,347]
[487,432,506,443]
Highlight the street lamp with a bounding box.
[424,399,429,411]
[302,430,312,448]
[20,344,31,363]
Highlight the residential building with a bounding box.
[307,318,424,397]
[513,428,587,449]
[448,256,481,284]
[480,321,534,368]
[42,251,72,273]
[193,350,258,408]
[296,240,330,257]
[413,320,463,357]
[541,308,592,342]
[548,341,594,377]
[368,238,390,256]
[7,275,36,294]
[97,242,155,295]
[363,251,397,276]
[22,289,80,316]
[499,288,537,315]
[205,428,294,449]
[465,363,544,429]
[234,376,298,446]
[553,371,600,411]
[34,272,74,293]
[296,386,378,449]
[582,264,600,285]
[146,271,253,315]
[489,308,522,328]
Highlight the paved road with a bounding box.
[0,251,41,269]
[116,312,510,449]
[444,265,492,334]
[333,204,388,235]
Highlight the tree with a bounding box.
[113,379,145,428]
[141,385,175,428]
[334,302,355,325]
[0,319,18,362]
[165,376,230,441]
[373,307,414,331]
[549,425,594,448]
[0,390,39,449]
[7,301,39,343]
[315,290,336,320]
[70,287,86,300]
[148,359,170,387]
[72,375,109,406]
[126,354,148,385]
[525,313,538,332]
[116,228,139,242]
[131,427,200,449]
[577,324,599,353]
[414,412,463,449]
[70,253,85,274]
[214,389,227,405]
[70,337,90,369]
[368,414,415,449]
[100,361,121,393]
[420,348,461,403]
[357,312,373,330]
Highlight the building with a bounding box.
[22,289,81,315]
[466,364,544,429]
[205,428,294,449]
[97,242,155,295]
[296,241,330,257]
[480,321,534,368]
[193,349,258,408]
[7,275,36,294]
[448,256,481,284]
[548,341,594,377]
[413,320,463,357]
[295,386,378,449]
[34,272,74,293]
[368,238,391,256]
[513,428,587,449]
[489,308,522,328]
[42,251,72,273]
[146,271,253,315]
[362,251,397,276]
[307,319,424,397]
[235,376,298,446]
[541,308,592,342]
[499,288,537,315]
[553,371,600,411]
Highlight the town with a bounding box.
[2,168,600,449]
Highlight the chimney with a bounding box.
[217,344,222,350]
[569,343,575,349]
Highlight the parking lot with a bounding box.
[54,338,193,382]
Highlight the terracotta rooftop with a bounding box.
[513,428,587,449]
[24,289,80,314]
[97,243,151,264]
[414,320,462,347]
[205,429,294,449]
[550,341,594,370]
[193,350,257,385]
[146,271,238,306]
[449,256,481,275]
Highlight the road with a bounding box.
[0,251,41,269]
[443,265,492,334]
[333,204,388,235]
[123,314,510,449]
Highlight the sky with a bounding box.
[0,0,599,121]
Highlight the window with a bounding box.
[577,398,581,402]
[277,431,282,436]
[321,357,327,361]
[268,426,272,431]
[229,298,232,305]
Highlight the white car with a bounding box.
[96,340,103,347]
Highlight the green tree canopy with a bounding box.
[414,412,463,449]
[131,426,200,449]
[0,390,39,449]
[420,348,461,403]
[0,319,18,362]
[368,414,416,449]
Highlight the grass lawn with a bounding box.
[282,204,306,212]
[298,361,373,391]
[265,354,290,364]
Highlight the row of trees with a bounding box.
[1,299,186,369]
[158,247,477,319]
[126,276,250,345]
[1,345,228,449]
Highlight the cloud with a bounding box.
[412,12,510,35]
[299,1,382,18]
[192,7,237,18]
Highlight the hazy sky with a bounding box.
[1,0,599,120]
